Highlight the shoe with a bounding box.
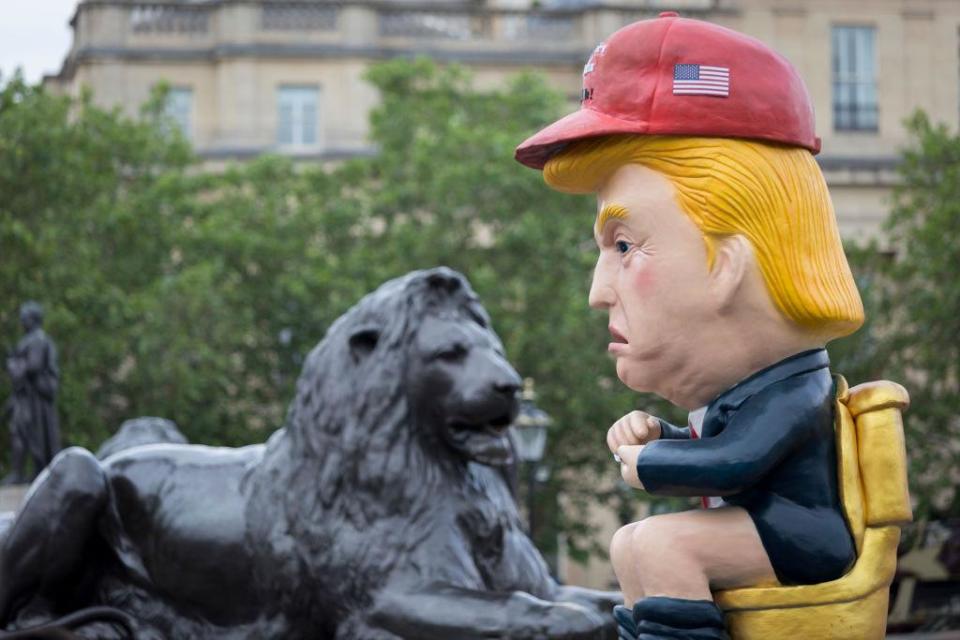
[632,597,729,640]
[613,604,638,640]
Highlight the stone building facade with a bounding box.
[46,0,960,239]
[45,0,960,588]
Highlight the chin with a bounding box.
[615,358,654,394]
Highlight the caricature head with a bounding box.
[542,135,864,404]
[515,15,865,405]
[546,134,863,330]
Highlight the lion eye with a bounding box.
[348,325,380,363]
[435,344,467,362]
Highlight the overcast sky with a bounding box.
[1,0,79,84]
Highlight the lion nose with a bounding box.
[483,357,522,404]
[492,365,522,398]
[494,379,521,397]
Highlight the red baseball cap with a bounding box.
[515,12,820,170]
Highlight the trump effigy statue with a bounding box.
[516,12,912,640]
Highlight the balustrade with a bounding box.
[130,4,210,33]
[262,3,340,31]
[501,13,576,41]
[379,10,489,40]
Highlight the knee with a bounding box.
[610,517,673,568]
[610,522,640,569]
[625,516,684,569]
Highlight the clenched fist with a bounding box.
[616,445,644,489]
[606,411,662,454]
[607,411,661,490]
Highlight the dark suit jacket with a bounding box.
[637,349,855,585]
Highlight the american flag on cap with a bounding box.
[673,64,730,97]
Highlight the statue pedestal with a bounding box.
[0,485,27,514]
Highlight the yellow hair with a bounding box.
[544,135,864,338]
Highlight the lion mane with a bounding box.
[247,268,504,631]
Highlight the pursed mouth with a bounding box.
[609,325,628,344]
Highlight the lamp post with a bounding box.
[510,378,552,542]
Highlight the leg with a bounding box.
[554,584,622,618]
[27,447,46,482]
[610,506,777,603]
[609,507,777,640]
[2,430,26,485]
[0,448,108,626]
[369,584,610,640]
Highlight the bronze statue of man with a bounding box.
[3,301,61,484]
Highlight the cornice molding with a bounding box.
[67,42,591,66]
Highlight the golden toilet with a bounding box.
[714,377,911,639]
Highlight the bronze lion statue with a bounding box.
[0,268,618,639]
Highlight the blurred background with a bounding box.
[1,0,959,634]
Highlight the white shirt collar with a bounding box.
[688,406,708,438]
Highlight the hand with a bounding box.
[606,411,661,455]
[541,601,610,640]
[616,445,644,489]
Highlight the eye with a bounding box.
[615,240,631,254]
[348,326,380,364]
[434,343,467,362]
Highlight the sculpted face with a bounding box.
[407,313,521,466]
[19,307,41,332]
[589,164,718,408]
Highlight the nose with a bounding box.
[588,255,616,309]
[485,349,522,395]
[493,367,522,398]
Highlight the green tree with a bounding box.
[0,74,364,450]
[879,111,960,517]
[0,61,656,558]
[831,111,960,519]
[0,72,195,450]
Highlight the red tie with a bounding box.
[689,418,710,510]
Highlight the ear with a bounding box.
[427,270,463,294]
[708,234,753,311]
[348,325,380,363]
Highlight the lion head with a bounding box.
[247,269,577,635]
[404,278,522,467]
[276,268,522,510]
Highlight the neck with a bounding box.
[666,315,824,411]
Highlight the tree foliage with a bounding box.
[3,63,954,561]
[0,72,195,447]
[831,111,960,518]
[0,63,651,558]
[867,112,960,517]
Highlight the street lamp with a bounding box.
[511,378,552,541]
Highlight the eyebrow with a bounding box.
[595,203,630,235]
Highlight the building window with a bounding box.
[832,26,878,131]
[164,87,193,140]
[277,86,319,147]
